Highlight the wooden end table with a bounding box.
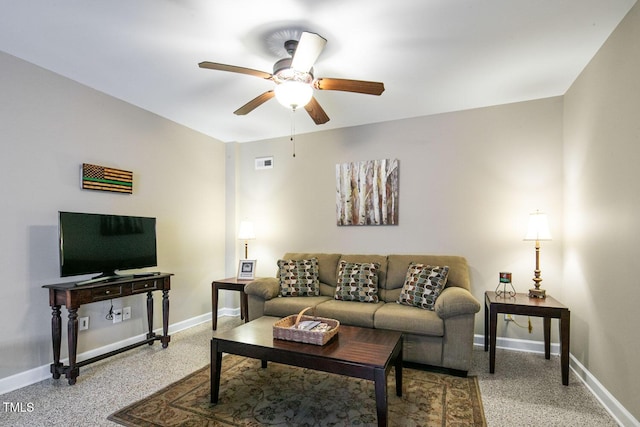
[211,277,251,330]
[484,291,570,385]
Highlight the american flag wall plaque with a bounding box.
[81,163,133,194]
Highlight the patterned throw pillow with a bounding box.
[397,263,450,310]
[334,260,380,303]
[278,258,320,297]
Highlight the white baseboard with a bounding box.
[474,334,561,355]
[474,334,639,427]
[569,354,640,427]
[0,311,213,396]
[217,307,241,318]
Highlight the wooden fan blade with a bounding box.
[198,62,273,80]
[233,91,275,115]
[291,32,327,73]
[314,78,385,96]
[304,97,330,125]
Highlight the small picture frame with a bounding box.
[237,260,256,280]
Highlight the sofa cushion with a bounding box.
[314,299,383,328]
[334,260,380,303]
[374,302,444,336]
[264,296,332,318]
[277,258,320,297]
[397,264,449,310]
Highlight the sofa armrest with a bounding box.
[244,277,280,301]
[435,287,481,319]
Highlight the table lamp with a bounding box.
[524,210,552,298]
[238,220,255,259]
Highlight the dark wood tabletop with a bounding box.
[485,291,568,311]
[212,316,402,367]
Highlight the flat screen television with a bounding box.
[59,211,157,282]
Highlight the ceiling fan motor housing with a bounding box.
[273,58,314,84]
[284,39,298,56]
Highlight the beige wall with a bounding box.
[563,2,640,420]
[0,51,227,380]
[233,97,565,344]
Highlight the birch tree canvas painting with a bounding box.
[336,158,399,226]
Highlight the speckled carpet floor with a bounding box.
[0,316,618,426]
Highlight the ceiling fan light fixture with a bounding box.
[274,80,313,110]
[199,30,383,123]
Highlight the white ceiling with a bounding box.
[0,0,636,143]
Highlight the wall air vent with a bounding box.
[255,156,274,170]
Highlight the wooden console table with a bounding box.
[43,273,172,385]
[484,291,570,385]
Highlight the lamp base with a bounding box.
[528,288,546,298]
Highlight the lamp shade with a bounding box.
[238,221,255,240]
[274,81,313,110]
[524,211,552,241]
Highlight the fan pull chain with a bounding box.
[290,108,296,158]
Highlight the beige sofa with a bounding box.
[244,253,481,375]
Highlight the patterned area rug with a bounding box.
[109,355,486,426]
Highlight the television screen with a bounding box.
[59,211,157,279]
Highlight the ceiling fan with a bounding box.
[198,31,385,125]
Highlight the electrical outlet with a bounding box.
[504,314,514,322]
[79,317,89,330]
[123,306,131,320]
[113,309,122,324]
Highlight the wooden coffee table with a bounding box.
[210,316,403,427]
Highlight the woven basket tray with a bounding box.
[273,307,339,346]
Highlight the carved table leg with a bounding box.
[161,290,170,348]
[146,291,155,343]
[67,308,79,385]
[50,305,63,379]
